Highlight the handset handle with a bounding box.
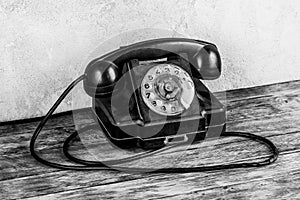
[97,38,221,79]
[84,38,221,96]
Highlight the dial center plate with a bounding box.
[141,63,195,116]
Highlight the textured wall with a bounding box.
[1,0,300,121]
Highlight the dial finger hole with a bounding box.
[171,106,176,112]
[147,75,154,81]
[144,83,152,90]
[164,66,171,73]
[155,68,162,75]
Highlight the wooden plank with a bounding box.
[16,152,300,200]
[218,79,300,102]
[0,110,92,138]
[1,127,299,199]
[0,109,299,183]
[156,171,300,200]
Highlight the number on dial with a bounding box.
[148,75,153,80]
[152,101,157,106]
[146,92,151,99]
[144,83,150,89]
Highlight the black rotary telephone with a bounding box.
[84,38,225,149]
[30,38,278,172]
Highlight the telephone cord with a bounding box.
[30,74,279,173]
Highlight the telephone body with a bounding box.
[83,38,226,149]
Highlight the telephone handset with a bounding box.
[30,38,278,172]
[84,38,221,96]
[83,38,225,149]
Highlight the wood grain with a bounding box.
[1,101,299,182]
[1,80,300,199]
[21,153,300,200]
[1,130,300,199]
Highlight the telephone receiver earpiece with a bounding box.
[84,60,120,97]
[83,38,221,97]
[191,44,221,80]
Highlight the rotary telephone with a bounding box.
[30,38,278,172]
[84,38,225,149]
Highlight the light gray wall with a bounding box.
[1,0,300,121]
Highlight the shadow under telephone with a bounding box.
[30,38,279,172]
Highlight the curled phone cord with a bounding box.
[30,74,279,173]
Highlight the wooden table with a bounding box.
[1,80,300,199]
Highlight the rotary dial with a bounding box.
[141,63,195,116]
